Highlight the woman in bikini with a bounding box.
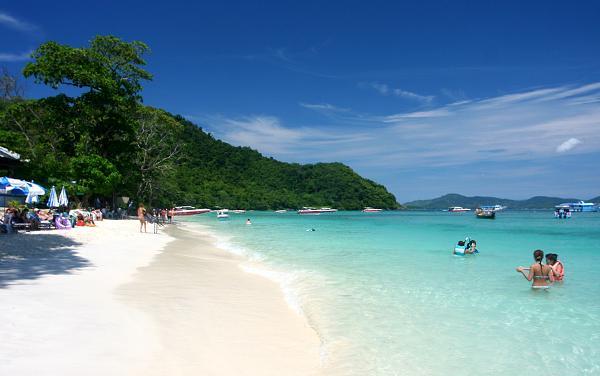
[516,249,553,289]
[137,203,147,233]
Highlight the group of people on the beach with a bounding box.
[137,204,175,233]
[516,250,565,288]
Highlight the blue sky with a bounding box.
[2,1,600,201]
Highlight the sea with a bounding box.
[180,210,600,375]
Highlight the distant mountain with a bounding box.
[403,193,598,210]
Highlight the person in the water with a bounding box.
[465,240,478,254]
[546,253,564,282]
[516,249,553,289]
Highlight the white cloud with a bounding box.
[0,50,31,62]
[299,103,349,112]
[556,138,582,153]
[0,12,36,32]
[196,82,600,169]
[363,82,434,103]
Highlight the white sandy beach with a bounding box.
[0,220,321,375]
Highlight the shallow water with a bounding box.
[182,211,600,375]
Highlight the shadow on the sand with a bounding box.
[0,233,90,288]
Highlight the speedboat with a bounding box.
[231,209,246,214]
[363,207,383,212]
[479,204,506,212]
[447,206,471,212]
[297,207,338,214]
[216,210,229,219]
[172,206,211,216]
[475,208,495,219]
[275,209,288,213]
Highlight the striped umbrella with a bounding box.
[25,190,39,204]
[58,186,69,207]
[47,186,59,208]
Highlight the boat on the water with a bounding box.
[275,209,288,213]
[363,207,383,212]
[297,207,338,214]
[447,206,471,212]
[559,201,597,212]
[554,205,572,219]
[479,204,506,212]
[231,209,246,214]
[216,210,229,219]
[172,206,211,216]
[475,208,496,219]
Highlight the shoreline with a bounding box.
[119,222,322,375]
[0,218,322,375]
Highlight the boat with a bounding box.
[216,210,229,219]
[447,207,471,212]
[559,201,597,212]
[231,209,246,214]
[172,206,211,216]
[275,209,288,213]
[297,207,338,214]
[479,204,507,212]
[475,208,495,219]
[554,205,572,219]
[363,207,383,212]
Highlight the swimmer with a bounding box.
[465,240,478,254]
[246,219,252,225]
[516,249,553,289]
[546,253,564,282]
[306,228,316,232]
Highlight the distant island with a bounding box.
[404,193,600,210]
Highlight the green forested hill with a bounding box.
[0,36,398,210]
[153,114,399,209]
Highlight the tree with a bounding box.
[133,107,183,205]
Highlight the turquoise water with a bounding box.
[182,211,600,375]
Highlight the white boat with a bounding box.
[231,209,246,214]
[275,209,288,213]
[363,207,383,212]
[216,210,229,219]
[479,205,507,212]
[172,206,211,216]
[559,201,597,212]
[447,206,471,212]
[297,207,338,214]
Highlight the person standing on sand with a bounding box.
[137,204,147,233]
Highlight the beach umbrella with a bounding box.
[25,190,40,204]
[47,186,59,208]
[58,186,69,207]
[0,177,46,196]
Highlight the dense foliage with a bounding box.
[0,36,399,210]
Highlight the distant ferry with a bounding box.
[363,207,383,212]
[298,207,338,214]
[559,201,597,212]
[172,206,211,216]
[447,207,471,212]
[479,204,507,212]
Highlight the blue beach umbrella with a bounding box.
[47,186,59,208]
[58,186,69,207]
[25,190,40,204]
